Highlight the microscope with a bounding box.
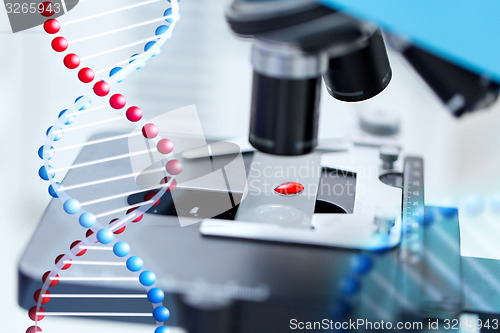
[201,0,500,331]
[18,1,500,332]
[199,1,500,248]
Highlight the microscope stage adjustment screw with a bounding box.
[379,145,400,170]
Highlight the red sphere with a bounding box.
[142,123,159,139]
[26,326,42,333]
[70,240,87,256]
[93,81,110,97]
[144,191,160,207]
[51,37,68,52]
[109,218,126,234]
[63,53,80,69]
[157,139,174,155]
[42,271,59,287]
[127,208,143,223]
[55,254,72,270]
[34,289,50,305]
[43,19,60,34]
[78,67,95,83]
[166,159,183,175]
[85,228,99,243]
[126,106,143,122]
[161,177,177,192]
[40,1,55,17]
[29,306,45,321]
[109,94,126,109]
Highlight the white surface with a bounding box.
[1,0,500,331]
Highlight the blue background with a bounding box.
[319,0,500,82]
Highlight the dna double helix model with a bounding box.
[27,1,182,332]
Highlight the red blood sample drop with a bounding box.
[274,182,305,196]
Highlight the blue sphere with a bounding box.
[63,199,81,215]
[339,276,360,296]
[109,67,122,77]
[155,25,169,35]
[109,67,123,83]
[79,212,96,228]
[144,41,160,57]
[164,8,173,23]
[97,228,114,244]
[38,145,55,160]
[129,53,146,69]
[148,288,165,304]
[129,53,139,64]
[48,182,62,198]
[58,109,75,125]
[75,96,92,111]
[113,241,130,257]
[152,306,170,322]
[38,165,55,181]
[144,41,156,52]
[351,254,373,275]
[130,54,146,69]
[139,270,156,286]
[155,327,170,333]
[46,126,63,141]
[126,256,144,272]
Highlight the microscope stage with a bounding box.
[18,133,500,332]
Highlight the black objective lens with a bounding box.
[323,29,392,102]
[248,40,325,156]
[249,72,321,155]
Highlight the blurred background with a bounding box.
[1,0,500,331]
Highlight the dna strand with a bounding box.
[27,1,182,332]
